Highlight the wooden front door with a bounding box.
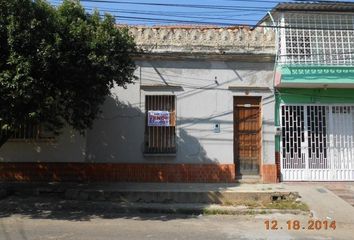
[234,96,262,176]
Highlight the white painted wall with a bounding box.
[0,59,275,165]
[0,128,86,162]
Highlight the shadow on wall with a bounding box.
[85,96,219,164]
[0,97,235,182]
[177,128,213,163]
[83,96,235,183]
[85,96,146,163]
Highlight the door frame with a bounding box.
[233,96,263,177]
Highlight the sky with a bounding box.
[48,0,354,27]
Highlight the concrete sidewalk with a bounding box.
[1,182,354,240]
[1,182,353,222]
[285,182,354,224]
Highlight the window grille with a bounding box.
[0,123,54,141]
[281,105,306,169]
[306,106,328,169]
[281,105,354,181]
[278,13,354,65]
[0,123,53,141]
[145,95,176,154]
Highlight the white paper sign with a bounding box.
[148,111,170,126]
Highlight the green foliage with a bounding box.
[0,0,136,143]
[265,200,309,211]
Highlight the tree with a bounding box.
[0,0,136,146]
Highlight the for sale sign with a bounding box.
[148,111,170,126]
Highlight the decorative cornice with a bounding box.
[128,26,276,57]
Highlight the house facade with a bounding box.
[0,26,278,183]
[268,3,354,181]
[2,2,353,183]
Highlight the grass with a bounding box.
[222,200,234,206]
[202,208,264,215]
[203,208,234,215]
[240,200,259,209]
[259,210,267,214]
[222,200,260,208]
[219,198,309,214]
[265,200,309,211]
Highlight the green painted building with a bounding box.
[265,2,354,181]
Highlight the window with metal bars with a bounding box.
[278,13,354,65]
[0,123,54,141]
[145,95,176,154]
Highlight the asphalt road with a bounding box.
[1,209,353,239]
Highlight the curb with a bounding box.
[82,202,310,216]
[63,189,299,204]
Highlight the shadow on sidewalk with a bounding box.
[0,195,197,222]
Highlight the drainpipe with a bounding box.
[267,11,278,91]
[268,11,281,182]
[139,65,142,110]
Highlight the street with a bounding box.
[1,213,353,240]
[1,183,354,240]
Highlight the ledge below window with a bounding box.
[143,153,177,157]
[7,138,57,143]
[140,84,183,91]
[228,86,271,91]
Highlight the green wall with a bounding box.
[277,88,354,106]
[280,65,354,85]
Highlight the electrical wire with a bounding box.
[51,1,354,26]
[95,13,354,29]
[77,0,274,11]
[50,0,354,28]
[49,0,354,63]
[49,2,354,29]
[75,0,354,12]
[223,0,285,3]
[79,6,261,22]
[52,0,273,15]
